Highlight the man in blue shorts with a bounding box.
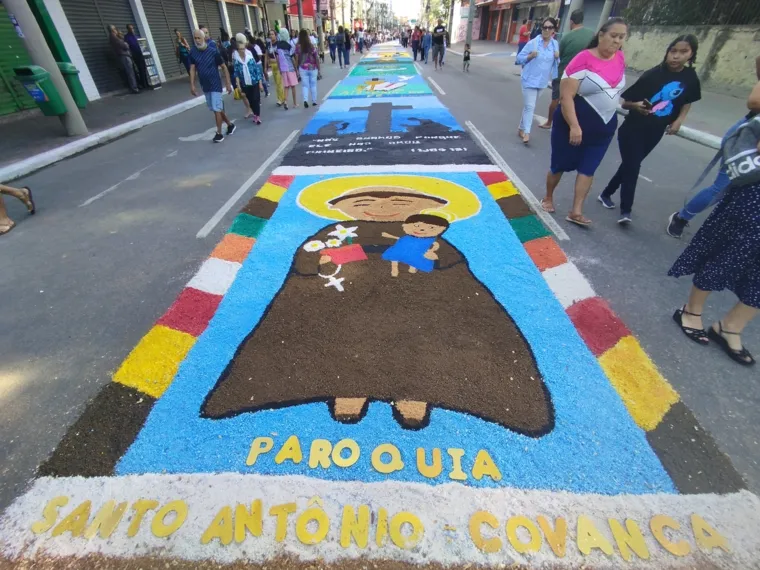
[189,29,234,143]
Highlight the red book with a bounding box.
[328,244,368,264]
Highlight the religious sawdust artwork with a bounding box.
[350,62,418,76]
[2,45,760,570]
[329,75,432,98]
[286,96,489,166]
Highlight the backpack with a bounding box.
[723,115,760,188]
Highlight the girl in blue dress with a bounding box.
[381,214,449,277]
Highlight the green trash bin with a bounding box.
[57,62,88,109]
[13,65,66,116]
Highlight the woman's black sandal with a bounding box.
[708,322,756,366]
[672,306,709,345]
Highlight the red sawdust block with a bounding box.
[478,171,509,187]
[157,287,223,337]
[567,297,631,357]
[211,233,256,264]
[524,236,567,272]
[268,174,295,189]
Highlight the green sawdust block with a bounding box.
[229,213,267,239]
[509,215,551,243]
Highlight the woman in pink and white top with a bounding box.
[541,17,628,227]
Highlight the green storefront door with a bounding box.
[0,2,37,116]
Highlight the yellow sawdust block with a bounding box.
[487,181,519,200]
[256,182,287,203]
[113,325,196,398]
[599,336,679,431]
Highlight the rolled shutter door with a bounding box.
[226,3,246,35]
[142,0,193,79]
[59,0,137,94]
[198,0,223,41]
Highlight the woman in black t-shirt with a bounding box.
[599,35,701,223]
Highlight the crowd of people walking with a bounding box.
[508,9,760,365]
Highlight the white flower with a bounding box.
[328,224,359,240]
[326,238,342,248]
[303,240,326,252]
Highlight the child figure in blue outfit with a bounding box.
[381,214,449,277]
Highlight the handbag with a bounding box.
[233,87,242,100]
[723,115,760,188]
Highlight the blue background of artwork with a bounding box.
[303,96,464,135]
[329,75,432,98]
[118,172,676,496]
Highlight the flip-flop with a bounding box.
[540,199,555,213]
[538,123,552,129]
[565,214,592,227]
[0,220,16,236]
[21,186,35,215]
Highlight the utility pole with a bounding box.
[317,0,325,51]
[4,0,87,136]
[330,0,336,31]
[297,0,304,29]
[597,0,614,30]
[465,0,475,45]
[560,0,582,34]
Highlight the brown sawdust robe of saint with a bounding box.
[202,221,554,436]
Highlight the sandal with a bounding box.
[0,220,16,236]
[21,187,35,215]
[522,134,530,145]
[540,198,555,213]
[565,213,592,227]
[672,306,709,345]
[708,322,755,366]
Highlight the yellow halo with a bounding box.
[297,175,481,222]
[420,208,455,221]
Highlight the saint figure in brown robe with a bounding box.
[202,186,554,436]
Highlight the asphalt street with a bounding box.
[412,51,760,494]
[1,48,758,518]
[0,63,347,511]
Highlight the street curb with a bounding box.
[0,96,205,183]
[615,108,722,149]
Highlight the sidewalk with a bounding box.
[0,78,195,172]
[451,40,749,138]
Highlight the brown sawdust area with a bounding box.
[0,555,726,570]
[201,221,552,436]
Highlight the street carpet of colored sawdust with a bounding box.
[210,233,256,264]
[112,325,196,398]
[599,335,680,431]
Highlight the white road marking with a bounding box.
[322,79,340,101]
[79,162,158,207]
[465,120,570,241]
[426,76,445,95]
[639,174,653,183]
[196,129,300,239]
[178,120,238,142]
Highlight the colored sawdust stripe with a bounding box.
[479,170,681,436]
[242,196,278,220]
[255,181,288,203]
[647,401,746,494]
[210,233,256,264]
[113,325,196,399]
[598,335,680,432]
[486,180,519,200]
[37,383,155,477]
[229,213,268,239]
[156,287,223,337]
[566,296,630,357]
